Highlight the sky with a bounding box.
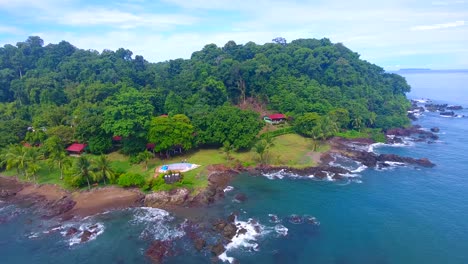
[0,0,467,70]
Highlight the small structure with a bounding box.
[112,136,122,142]
[163,173,182,184]
[66,143,86,156]
[264,113,286,124]
[146,143,155,152]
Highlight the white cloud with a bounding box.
[56,8,199,29]
[0,25,23,34]
[411,20,465,31]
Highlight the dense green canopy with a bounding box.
[0,36,411,151]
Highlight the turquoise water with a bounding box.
[1,72,468,263]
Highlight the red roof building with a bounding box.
[112,136,122,141]
[269,114,286,121]
[66,143,86,155]
[146,143,155,150]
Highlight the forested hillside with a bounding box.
[0,36,411,154]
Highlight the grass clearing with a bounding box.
[1,133,330,192]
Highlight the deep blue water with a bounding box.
[1,72,468,264]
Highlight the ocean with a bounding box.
[1,72,468,264]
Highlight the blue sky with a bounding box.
[0,0,467,70]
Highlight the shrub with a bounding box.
[117,172,146,188]
[335,130,369,139]
[88,136,112,154]
[260,127,294,139]
[64,175,85,189]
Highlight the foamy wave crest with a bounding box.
[329,155,367,179]
[219,218,268,263]
[130,207,184,241]
[224,186,234,192]
[274,224,288,236]
[368,139,414,153]
[60,222,105,246]
[376,161,407,171]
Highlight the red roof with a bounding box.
[66,143,86,152]
[112,136,122,141]
[160,114,168,117]
[269,114,286,120]
[146,143,155,149]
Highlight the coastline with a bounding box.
[0,125,438,219]
[0,125,439,263]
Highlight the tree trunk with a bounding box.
[60,169,63,180]
[86,176,91,190]
[103,175,106,185]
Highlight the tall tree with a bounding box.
[91,155,115,185]
[102,88,154,138]
[74,155,92,189]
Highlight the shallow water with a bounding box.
[1,72,468,263]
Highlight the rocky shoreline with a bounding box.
[0,125,438,263]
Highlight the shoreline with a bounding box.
[0,125,437,220]
[0,126,439,262]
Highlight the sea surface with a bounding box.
[1,72,468,264]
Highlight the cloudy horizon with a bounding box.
[1,0,467,70]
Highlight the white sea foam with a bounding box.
[274,224,288,236]
[262,169,302,180]
[130,207,184,241]
[219,218,268,264]
[62,222,105,247]
[224,186,234,192]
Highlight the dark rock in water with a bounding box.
[65,227,79,237]
[447,105,463,110]
[426,103,448,112]
[288,214,304,224]
[194,238,206,251]
[430,127,440,133]
[386,136,404,144]
[80,230,93,243]
[440,111,455,116]
[378,154,435,168]
[211,241,226,256]
[212,219,227,232]
[227,213,236,223]
[238,228,248,235]
[146,240,174,264]
[233,193,247,203]
[223,223,238,240]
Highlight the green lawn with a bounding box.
[1,133,330,192]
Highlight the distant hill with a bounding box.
[395,69,468,74]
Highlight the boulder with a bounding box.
[210,241,225,256]
[233,193,247,203]
[146,240,173,264]
[65,227,79,237]
[144,188,189,207]
[430,127,440,133]
[194,238,206,251]
[440,111,455,116]
[222,223,238,240]
[80,230,93,243]
[447,105,463,110]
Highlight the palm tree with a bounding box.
[91,155,115,185]
[75,155,92,190]
[2,145,28,177]
[25,147,43,182]
[137,151,153,171]
[48,150,71,180]
[26,162,41,184]
[351,117,364,131]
